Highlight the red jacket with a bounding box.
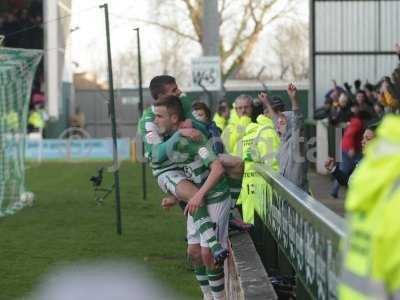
[342,117,363,153]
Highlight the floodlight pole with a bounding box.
[100,3,122,235]
[134,27,147,202]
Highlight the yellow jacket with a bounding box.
[5,111,19,130]
[237,115,280,224]
[380,90,399,109]
[339,115,400,300]
[221,115,251,156]
[28,111,45,129]
[213,113,227,132]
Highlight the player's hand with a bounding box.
[219,153,242,167]
[184,193,204,216]
[161,195,178,211]
[287,83,297,98]
[179,128,202,142]
[324,157,335,171]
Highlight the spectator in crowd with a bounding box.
[221,94,253,156]
[325,81,344,107]
[27,103,47,136]
[314,43,400,200]
[355,90,374,116]
[364,82,378,104]
[192,102,224,155]
[330,104,370,198]
[259,84,308,191]
[325,121,379,186]
[31,89,45,106]
[268,96,286,125]
[378,76,400,113]
[236,96,280,224]
[0,1,44,99]
[0,0,43,45]
[329,92,352,125]
[373,101,385,121]
[213,99,230,132]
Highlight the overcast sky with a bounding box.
[70,1,156,75]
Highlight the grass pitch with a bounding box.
[0,162,199,299]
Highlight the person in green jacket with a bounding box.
[338,115,400,300]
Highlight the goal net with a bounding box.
[0,47,42,217]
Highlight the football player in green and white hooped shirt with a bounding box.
[153,95,230,300]
[139,75,250,230]
[137,76,227,300]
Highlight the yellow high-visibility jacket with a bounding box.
[237,115,280,224]
[213,113,227,132]
[28,111,45,129]
[5,111,19,130]
[221,115,251,156]
[339,115,400,300]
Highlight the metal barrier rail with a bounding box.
[254,164,346,300]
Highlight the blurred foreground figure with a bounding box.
[29,262,180,300]
[338,115,400,300]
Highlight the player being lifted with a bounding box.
[138,75,227,259]
[138,76,229,299]
[153,96,230,300]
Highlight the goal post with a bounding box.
[0,47,42,217]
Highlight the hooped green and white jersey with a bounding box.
[171,135,230,205]
[137,95,208,161]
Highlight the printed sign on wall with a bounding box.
[191,56,221,91]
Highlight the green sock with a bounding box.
[207,267,225,300]
[193,206,223,256]
[194,265,212,297]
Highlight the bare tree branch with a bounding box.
[133,17,199,42]
[145,0,298,81]
[181,0,203,42]
[221,2,252,61]
[223,0,280,79]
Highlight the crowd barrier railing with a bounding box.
[254,164,346,300]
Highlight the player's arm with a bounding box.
[219,153,244,178]
[185,160,224,215]
[185,145,225,214]
[142,123,195,163]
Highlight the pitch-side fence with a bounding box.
[253,164,346,300]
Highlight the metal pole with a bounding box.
[100,3,122,235]
[134,27,147,201]
[202,0,220,114]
